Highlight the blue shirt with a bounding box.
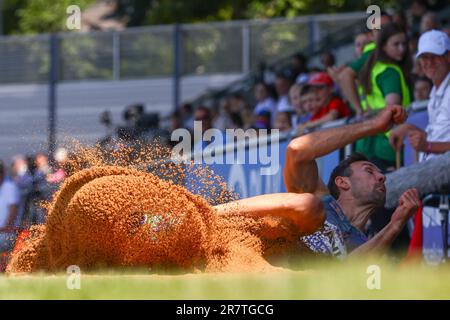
[300,195,368,258]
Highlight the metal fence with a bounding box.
[0,12,366,84]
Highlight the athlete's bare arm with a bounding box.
[214,193,325,236]
[284,105,408,196]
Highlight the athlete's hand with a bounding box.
[370,105,407,134]
[390,188,420,228]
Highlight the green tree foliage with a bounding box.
[6,0,95,35]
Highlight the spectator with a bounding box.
[274,69,294,113]
[336,12,393,115]
[180,103,194,131]
[251,110,271,131]
[291,53,309,84]
[390,30,450,161]
[212,98,235,131]
[273,111,292,134]
[389,30,450,256]
[35,152,52,176]
[229,92,252,129]
[0,160,20,252]
[413,76,433,101]
[296,73,350,134]
[320,52,335,70]
[253,82,276,118]
[392,10,408,31]
[356,23,413,171]
[288,83,310,127]
[11,155,32,194]
[354,32,371,58]
[193,106,214,151]
[420,12,440,34]
[409,0,429,36]
[46,148,68,184]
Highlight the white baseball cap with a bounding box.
[416,30,450,58]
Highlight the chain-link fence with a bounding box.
[0,12,366,84]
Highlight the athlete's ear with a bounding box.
[335,176,350,192]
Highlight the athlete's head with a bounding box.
[328,153,386,207]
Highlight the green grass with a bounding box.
[2,260,450,299]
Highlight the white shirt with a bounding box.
[0,180,20,228]
[422,72,450,161]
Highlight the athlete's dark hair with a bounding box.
[328,153,370,199]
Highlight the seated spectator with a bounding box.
[288,83,311,127]
[229,92,253,129]
[296,72,350,134]
[193,106,214,151]
[413,76,433,101]
[0,160,20,252]
[274,69,294,113]
[390,30,450,161]
[180,103,194,131]
[251,110,271,131]
[253,82,276,118]
[273,111,292,134]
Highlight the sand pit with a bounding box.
[7,144,307,274]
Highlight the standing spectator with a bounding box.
[253,82,276,118]
[11,155,32,194]
[0,160,20,252]
[274,69,294,113]
[336,12,393,116]
[413,76,433,101]
[46,148,68,184]
[356,23,413,171]
[35,152,52,177]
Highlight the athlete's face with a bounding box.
[347,161,386,207]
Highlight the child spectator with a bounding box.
[288,83,311,127]
[251,110,271,131]
[414,76,433,101]
[273,112,292,134]
[296,72,350,134]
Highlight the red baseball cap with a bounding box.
[307,72,334,87]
